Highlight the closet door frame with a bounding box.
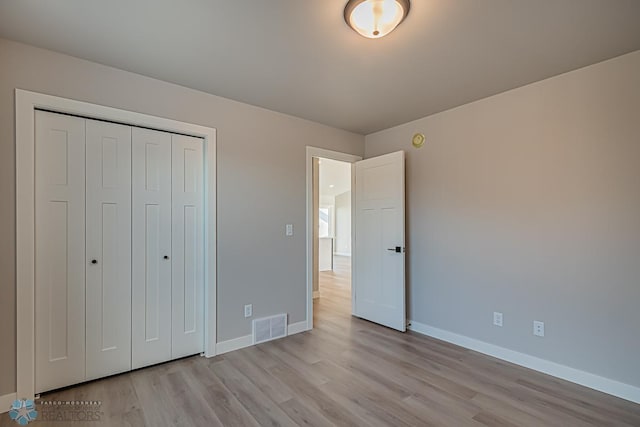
[15,89,217,401]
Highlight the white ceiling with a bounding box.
[1,1,639,134]
[319,159,351,199]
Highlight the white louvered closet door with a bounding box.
[34,111,87,393]
[171,134,205,358]
[131,127,173,369]
[85,119,132,380]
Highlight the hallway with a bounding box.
[315,255,352,322]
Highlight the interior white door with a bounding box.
[353,151,406,331]
[132,128,173,369]
[85,119,132,380]
[171,134,205,358]
[34,111,86,393]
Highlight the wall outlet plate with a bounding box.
[533,320,544,337]
[286,224,293,236]
[244,304,252,318]
[493,312,503,327]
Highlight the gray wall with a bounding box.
[366,50,640,387]
[0,38,364,395]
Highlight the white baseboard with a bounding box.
[287,321,309,336]
[408,320,640,404]
[0,392,17,414]
[216,334,253,355]
[313,291,320,299]
[215,321,310,356]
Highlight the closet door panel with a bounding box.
[34,111,86,393]
[85,120,132,380]
[171,134,204,358]
[132,128,172,369]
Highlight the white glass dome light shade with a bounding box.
[344,0,410,39]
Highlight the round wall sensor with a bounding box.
[412,133,425,148]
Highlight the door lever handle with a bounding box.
[387,246,402,253]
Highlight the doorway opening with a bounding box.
[313,157,352,319]
[305,147,361,330]
[305,147,406,332]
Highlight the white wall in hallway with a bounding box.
[334,191,351,256]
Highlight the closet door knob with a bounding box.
[91,259,98,264]
[164,255,170,260]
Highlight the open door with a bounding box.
[353,151,405,331]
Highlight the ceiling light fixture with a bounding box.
[344,0,410,39]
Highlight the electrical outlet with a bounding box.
[286,224,293,236]
[493,312,503,327]
[244,304,252,318]
[533,320,544,337]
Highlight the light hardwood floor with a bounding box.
[3,255,639,426]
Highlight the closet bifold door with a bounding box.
[132,128,172,369]
[171,134,205,358]
[85,119,132,380]
[35,111,87,393]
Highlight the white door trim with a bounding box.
[15,89,217,400]
[305,147,362,331]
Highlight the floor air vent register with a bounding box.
[253,314,288,344]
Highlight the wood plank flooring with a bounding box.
[3,255,639,426]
